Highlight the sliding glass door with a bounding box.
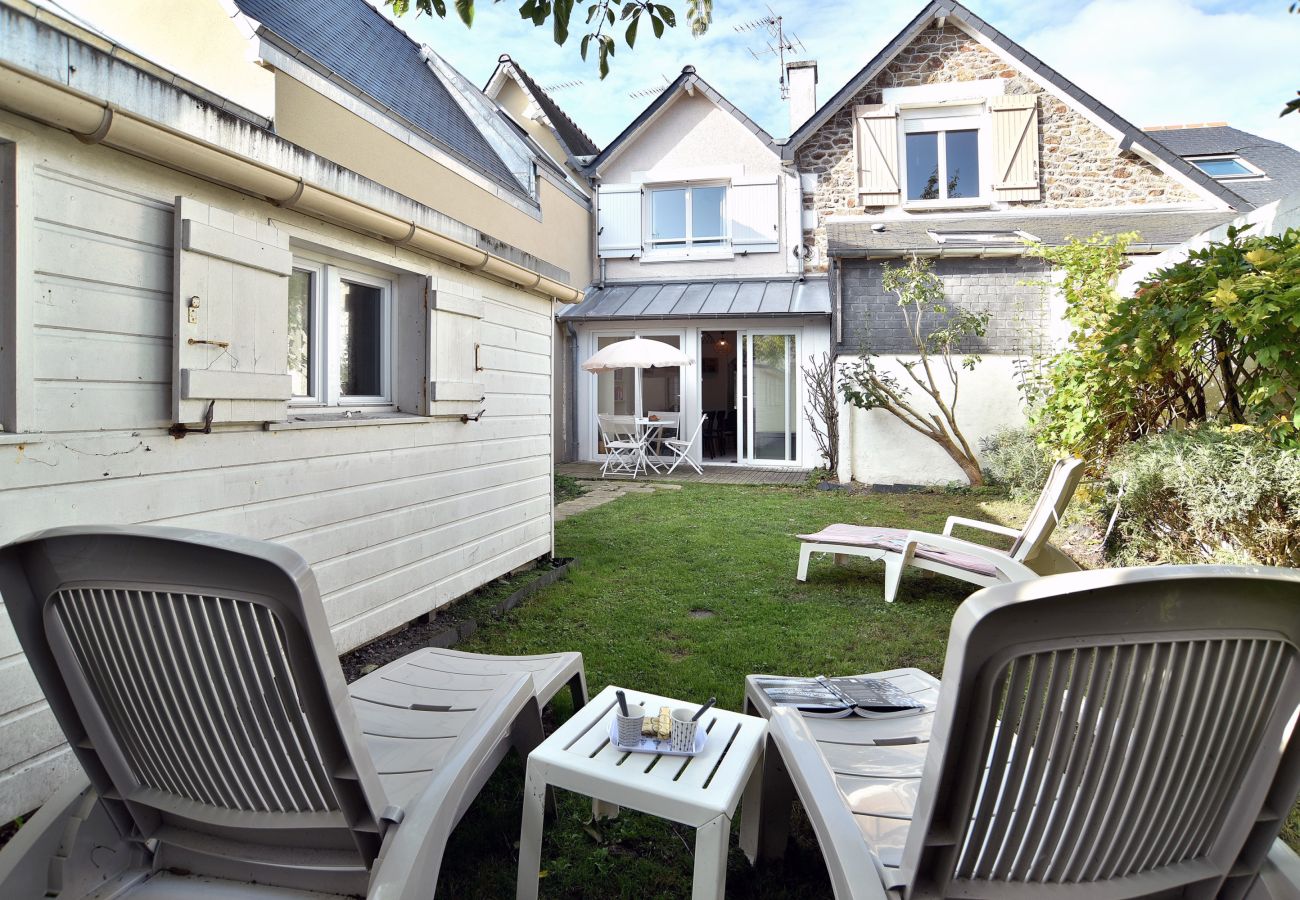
[738,330,798,465]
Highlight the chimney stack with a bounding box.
[785,59,818,133]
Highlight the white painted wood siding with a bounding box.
[0,134,556,823]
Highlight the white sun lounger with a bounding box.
[797,457,1084,601]
[0,525,586,899]
[745,565,1300,899]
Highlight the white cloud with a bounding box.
[406,0,1298,150]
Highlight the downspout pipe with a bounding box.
[0,60,584,303]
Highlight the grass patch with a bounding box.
[436,483,1030,897]
[554,474,589,505]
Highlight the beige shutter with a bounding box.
[854,104,900,206]
[596,184,642,258]
[173,197,292,425]
[424,277,485,416]
[990,94,1041,201]
[730,180,780,252]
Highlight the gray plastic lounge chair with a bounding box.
[743,565,1300,899]
[0,525,587,899]
[796,457,1084,601]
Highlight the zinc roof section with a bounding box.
[234,0,522,193]
[560,278,831,320]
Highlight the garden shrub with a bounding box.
[1103,428,1300,567]
[1025,226,1300,464]
[980,425,1052,502]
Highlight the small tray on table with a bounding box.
[608,717,706,756]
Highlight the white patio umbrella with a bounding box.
[581,337,693,372]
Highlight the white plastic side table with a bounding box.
[516,685,768,899]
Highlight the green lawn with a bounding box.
[436,483,1031,898]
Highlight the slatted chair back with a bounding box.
[1008,457,1084,563]
[902,566,1300,900]
[0,526,389,895]
[598,413,641,444]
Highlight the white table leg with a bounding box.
[737,753,764,865]
[516,767,548,900]
[592,798,620,820]
[691,814,731,899]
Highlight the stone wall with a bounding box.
[837,256,1051,355]
[797,25,1201,268]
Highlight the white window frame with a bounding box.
[1186,154,1266,181]
[899,105,990,209]
[647,183,730,249]
[289,254,394,409]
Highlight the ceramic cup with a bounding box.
[615,703,645,747]
[670,707,699,753]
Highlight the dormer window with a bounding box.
[650,184,728,248]
[1188,155,1264,180]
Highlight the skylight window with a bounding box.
[927,230,1038,245]
[1188,155,1264,180]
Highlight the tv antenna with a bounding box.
[734,5,805,99]
[628,74,673,100]
[542,79,585,93]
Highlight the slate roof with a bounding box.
[783,0,1251,211]
[233,0,522,192]
[1144,125,1300,208]
[558,278,831,320]
[827,211,1237,256]
[496,56,599,159]
[586,66,775,173]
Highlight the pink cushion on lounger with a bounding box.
[798,525,1001,579]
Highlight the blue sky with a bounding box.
[389,0,1300,149]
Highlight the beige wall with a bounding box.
[273,73,592,288]
[494,77,589,193]
[36,0,275,116]
[600,91,796,281]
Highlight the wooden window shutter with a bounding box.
[173,197,292,425]
[424,277,486,416]
[596,184,642,258]
[990,94,1042,201]
[854,104,900,206]
[729,180,780,252]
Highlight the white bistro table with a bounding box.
[516,684,768,899]
[636,417,678,473]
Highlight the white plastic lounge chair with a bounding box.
[663,413,707,475]
[744,565,1300,900]
[597,413,647,478]
[0,525,587,899]
[797,457,1084,601]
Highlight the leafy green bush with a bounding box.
[1025,227,1300,464]
[980,425,1052,502]
[1104,428,1300,567]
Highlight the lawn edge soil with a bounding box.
[340,557,576,681]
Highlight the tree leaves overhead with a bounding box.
[385,0,712,78]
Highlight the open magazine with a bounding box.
[753,674,928,719]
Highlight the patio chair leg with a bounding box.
[883,554,905,603]
[753,735,795,861]
[567,672,589,712]
[834,553,848,567]
[516,768,547,900]
[738,750,765,864]
[796,544,813,582]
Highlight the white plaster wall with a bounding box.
[599,91,798,281]
[842,354,1029,485]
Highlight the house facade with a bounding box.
[0,0,587,821]
[786,0,1256,484]
[557,67,832,470]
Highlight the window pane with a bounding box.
[339,280,383,397]
[288,269,313,397]
[651,188,687,242]
[1194,157,1253,177]
[691,186,726,243]
[945,130,980,198]
[906,132,940,200]
[639,334,681,418]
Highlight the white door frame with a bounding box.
[586,327,687,459]
[737,326,803,467]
